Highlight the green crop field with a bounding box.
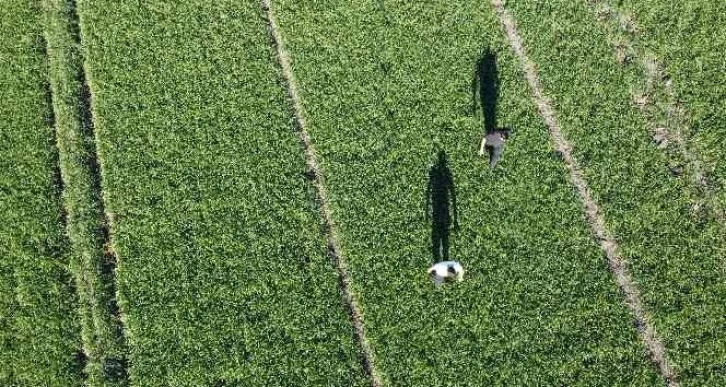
[75,0,367,385]
[271,0,658,385]
[2,0,725,385]
[503,0,726,385]
[616,0,726,213]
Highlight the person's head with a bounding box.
[500,127,512,141]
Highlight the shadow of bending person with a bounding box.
[426,150,459,263]
[472,46,499,134]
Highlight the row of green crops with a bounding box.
[0,1,83,385]
[76,0,368,385]
[272,0,660,385]
[503,0,726,385]
[617,0,726,213]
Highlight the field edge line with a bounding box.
[42,0,130,384]
[260,1,383,386]
[490,1,679,385]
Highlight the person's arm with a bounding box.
[478,136,487,156]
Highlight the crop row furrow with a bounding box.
[616,0,726,217]
[501,0,726,385]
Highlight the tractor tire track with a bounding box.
[261,0,383,385]
[41,0,128,384]
[587,0,724,223]
[491,1,679,385]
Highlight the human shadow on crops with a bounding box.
[471,46,499,134]
[426,150,459,263]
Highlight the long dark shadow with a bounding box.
[426,150,458,264]
[472,47,499,134]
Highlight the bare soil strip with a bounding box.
[42,0,128,383]
[491,1,679,385]
[588,0,723,222]
[261,1,382,385]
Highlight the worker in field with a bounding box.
[479,128,511,170]
[426,150,458,262]
[473,46,511,170]
[427,260,465,287]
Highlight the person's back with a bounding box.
[479,129,510,170]
[427,261,465,287]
